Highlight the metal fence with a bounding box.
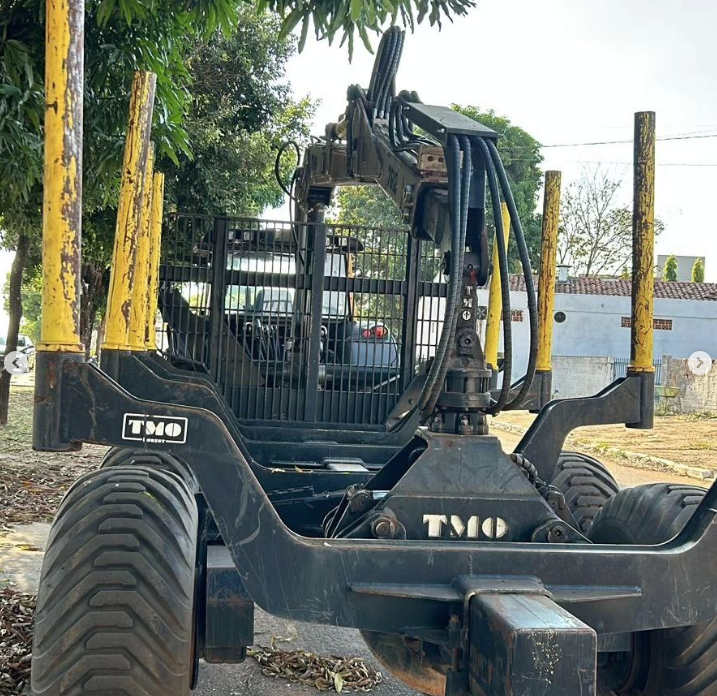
[158,215,446,425]
[612,357,663,384]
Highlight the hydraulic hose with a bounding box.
[417,135,462,418]
[486,139,538,410]
[477,138,513,414]
[275,141,301,198]
[420,136,473,418]
[418,135,476,421]
[371,28,400,121]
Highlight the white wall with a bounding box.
[477,288,717,380]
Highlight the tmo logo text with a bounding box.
[122,413,188,444]
[423,514,508,540]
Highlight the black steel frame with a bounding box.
[35,352,717,644]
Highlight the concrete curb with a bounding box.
[490,421,716,482]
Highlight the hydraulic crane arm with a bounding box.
[295,64,496,276]
[293,28,539,433]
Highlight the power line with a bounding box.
[500,131,717,153]
[499,158,717,168]
[542,132,717,148]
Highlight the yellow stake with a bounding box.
[485,202,511,369]
[146,172,165,351]
[128,145,154,350]
[102,71,157,351]
[39,0,84,353]
[536,171,562,372]
[629,112,656,373]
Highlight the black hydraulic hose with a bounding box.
[374,28,403,121]
[275,141,301,198]
[477,138,513,415]
[421,136,472,417]
[382,30,404,118]
[486,139,538,410]
[388,98,403,149]
[371,29,397,120]
[417,135,463,418]
[367,32,387,103]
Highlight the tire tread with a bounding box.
[31,466,197,696]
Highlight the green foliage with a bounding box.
[265,0,475,56]
[691,258,705,283]
[0,0,239,219]
[663,254,678,282]
[164,12,313,216]
[620,265,630,280]
[331,186,405,229]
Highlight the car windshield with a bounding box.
[225,250,348,318]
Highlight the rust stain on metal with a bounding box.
[40,0,85,351]
[630,112,656,373]
[536,171,561,372]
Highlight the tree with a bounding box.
[692,258,705,283]
[663,255,678,282]
[558,167,664,278]
[163,11,314,216]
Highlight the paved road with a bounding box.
[194,611,420,696]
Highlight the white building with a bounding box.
[477,276,717,394]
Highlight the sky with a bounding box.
[277,0,717,280]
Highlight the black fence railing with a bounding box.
[157,215,446,426]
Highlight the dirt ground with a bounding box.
[0,385,106,531]
[496,410,717,473]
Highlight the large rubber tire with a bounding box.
[552,451,620,534]
[590,483,715,696]
[31,467,198,696]
[101,446,199,494]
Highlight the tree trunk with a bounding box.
[80,264,106,359]
[0,234,31,425]
[95,311,106,362]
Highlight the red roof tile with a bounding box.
[508,275,717,301]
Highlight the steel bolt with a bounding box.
[371,517,395,539]
[547,524,568,543]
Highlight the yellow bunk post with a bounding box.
[128,145,155,351]
[485,202,511,371]
[102,71,157,353]
[536,171,562,373]
[627,111,656,430]
[39,0,85,354]
[629,111,656,375]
